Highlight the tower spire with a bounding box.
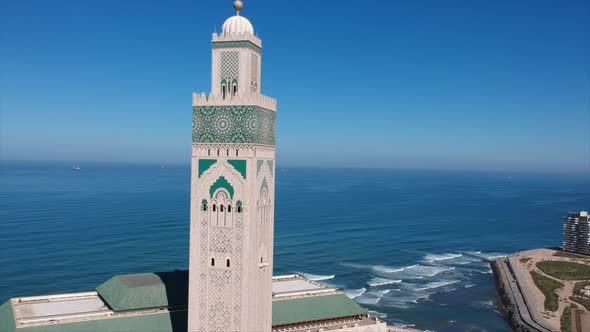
[234,0,243,16]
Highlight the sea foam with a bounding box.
[344,288,367,299]
[297,272,335,281]
[415,280,460,291]
[424,253,463,262]
[368,278,402,287]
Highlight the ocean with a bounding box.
[1,161,589,331]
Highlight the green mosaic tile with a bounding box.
[193,106,276,145]
[212,40,261,53]
[210,176,234,199]
[227,160,247,179]
[198,159,217,177]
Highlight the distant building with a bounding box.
[563,211,590,255]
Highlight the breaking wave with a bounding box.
[415,280,460,291]
[424,253,463,262]
[344,288,367,299]
[368,278,402,287]
[297,272,335,281]
[372,264,418,274]
[370,264,455,279]
[464,251,508,261]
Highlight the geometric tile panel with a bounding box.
[193,105,276,146]
[220,51,239,83]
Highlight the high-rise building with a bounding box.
[563,211,590,255]
[188,1,276,331]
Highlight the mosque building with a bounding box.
[0,2,387,331]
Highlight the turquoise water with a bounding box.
[1,161,589,331]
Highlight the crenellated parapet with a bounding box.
[193,92,277,112]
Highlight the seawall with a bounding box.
[490,259,548,332]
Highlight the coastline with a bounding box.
[491,258,552,331]
[491,248,590,332]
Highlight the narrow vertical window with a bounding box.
[211,258,215,266]
[212,204,216,212]
[235,149,239,156]
[226,149,229,156]
[208,149,211,156]
[226,259,230,267]
[220,205,224,212]
[228,205,232,213]
[233,84,237,96]
[222,85,227,99]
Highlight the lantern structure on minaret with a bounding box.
[188,1,276,331]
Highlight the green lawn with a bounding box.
[553,251,590,261]
[536,261,590,280]
[530,271,563,312]
[560,305,572,332]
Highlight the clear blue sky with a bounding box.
[2,0,589,173]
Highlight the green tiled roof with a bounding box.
[96,270,188,311]
[0,270,370,332]
[0,301,187,332]
[0,301,16,332]
[272,294,368,326]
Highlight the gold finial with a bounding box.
[234,0,244,15]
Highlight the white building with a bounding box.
[563,211,590,255]
[188,1,275,331]
[187,1,386,331]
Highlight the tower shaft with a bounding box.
[188,9,276,332]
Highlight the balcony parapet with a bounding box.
[212,32,262,49]
[193,92,276,112]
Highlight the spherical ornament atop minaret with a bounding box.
[234,0,244,14]
[222,0,254,35]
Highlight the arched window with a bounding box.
[236,201,242,213]
[211,258,215,266]
[226,259,230,267]
[201,199,208,211]
[228,205,232,213]
[220,205,224,212]
[207,149,211,156]
[212,204,217,212]
[235,149,239,156]
[231,79,238,96]
[222,85,227,99]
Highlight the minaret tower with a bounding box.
[188,1,276,331]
